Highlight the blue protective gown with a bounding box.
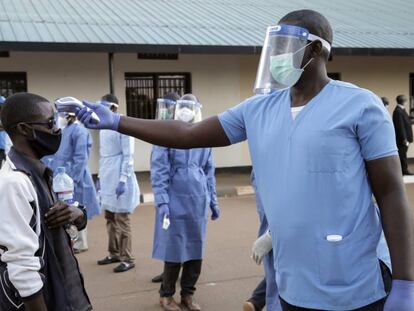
[52,122,100,219]
[151,146,218,263]
[219,80,398,310]
[99,130,140,213]
[251,172,282,311]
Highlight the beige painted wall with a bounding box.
[112,53,249,172]
[0,52,109,173]
[1,52,413,173]
[0,52,250,173]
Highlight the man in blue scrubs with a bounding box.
[72,9,414,311]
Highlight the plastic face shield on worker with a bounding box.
[156,97,202,123]
[156,98,176,120]
[254,24,331,94]
[175,99,201,123]
[56,112,75,129]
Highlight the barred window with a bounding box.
[125,73,191,119]
[0,72,27,97]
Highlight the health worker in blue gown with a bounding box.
[151,94,220,311]
[52,112,100,252]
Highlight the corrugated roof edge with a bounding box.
[0,42,414,56]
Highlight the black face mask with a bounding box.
[29,128,62,158]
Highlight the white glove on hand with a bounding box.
[251,230,273,265]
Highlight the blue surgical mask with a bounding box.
[269,44,313,87]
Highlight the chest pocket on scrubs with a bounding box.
[307,129,352,173]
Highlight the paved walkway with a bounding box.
[77,196,263,311]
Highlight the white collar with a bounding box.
[398,104,406,110]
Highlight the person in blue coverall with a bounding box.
[244,171,281,311]
[96,94,140,273]
[52,112,100,252]
[151,94,220,311]
[151,92,181,284]
[72,9,414,311]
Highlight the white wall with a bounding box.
[113,53,250,171]
[0,52,251,173]
[0,52,109,172]
[2,52,413,172]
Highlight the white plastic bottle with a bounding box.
[52,167,78,241]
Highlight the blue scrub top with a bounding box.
[219,80,398,310]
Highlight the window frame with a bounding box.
[0,72,28,97]
[125,72,192,119]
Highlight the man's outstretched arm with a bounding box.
[72,99,231,149]
[119,115,230,149]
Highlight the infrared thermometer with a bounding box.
[55,97,100,124]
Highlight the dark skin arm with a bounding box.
[118,115,230,149]
[366,155,414,280]
[24,293,48,311]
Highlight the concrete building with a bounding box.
[0,0,413,172]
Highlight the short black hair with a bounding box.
[279,10,333,60]
[1,92,49,137]
[163,92,180,101]
[280,9,333,44]
[396,95,406,105]
[101,94,118,104]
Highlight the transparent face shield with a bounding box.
[56,112,75,129]
[253,24,331,94]
[57,112,68,129]
[156,98,176,120]
[174,100,201,123]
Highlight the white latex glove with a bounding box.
[251,230,273,265]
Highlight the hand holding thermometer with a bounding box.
[55,97,100,124]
